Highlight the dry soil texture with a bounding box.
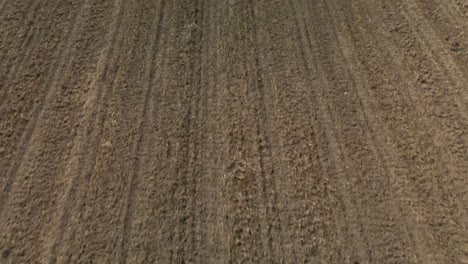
[1,0,468,263]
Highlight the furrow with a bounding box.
[321,0,418,261]
[0,0,87,227]
[0,0,39,71]
[247,0,277,260]
[50,0,128,261]
[356,1,468,261]
[289,0,369,262]
[195,0,230,262]
[118,0,166,262]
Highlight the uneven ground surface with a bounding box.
[1,0,468,263]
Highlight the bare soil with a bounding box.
[1,0,468,263]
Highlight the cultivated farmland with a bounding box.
[1,0,468,263]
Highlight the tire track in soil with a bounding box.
[166,2,191,260]
[366,0,464,260]
[118,0,166,262]
[45,0,125,262]
[375,0,468,243]
[0,2,63,127]
[188,0,214,261]
[293,0,415,262]
[333,1,437,262]
[112,2,173,262]
[169,1,205,262]
[0,0,39,84]
[47,1,127,262]
[400,1,468,118]
[256,0,341,262]
[116,2,198,262]
[29,0,111,260]
[0,0,73,113]
[0,0,38,53]
[247,0,279,261]
[192,0,215,261]
[183,0,204,257]
[57,1,168,262]
[194,1,231,262]
[321,0,419,261]
[0,0,78,187]
[324,0,418,260]
[253,0,338,262]
[289,0,369,262]
[332,1,468,262]
[0,0,113,262]
[217,1,267,262]
[0,0,87,228]
[367,1,468,262]
[400,0,468,219]
[1,0,468,262]
[156,8,183,263]
[206,4,234,262]
[412,0,468,110]
[222,1,290,262]
[326,1,433,262]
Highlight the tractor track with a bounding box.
[1,0,467,263]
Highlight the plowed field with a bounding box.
[1,0,468,263]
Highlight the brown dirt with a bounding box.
[1,0,468,263]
